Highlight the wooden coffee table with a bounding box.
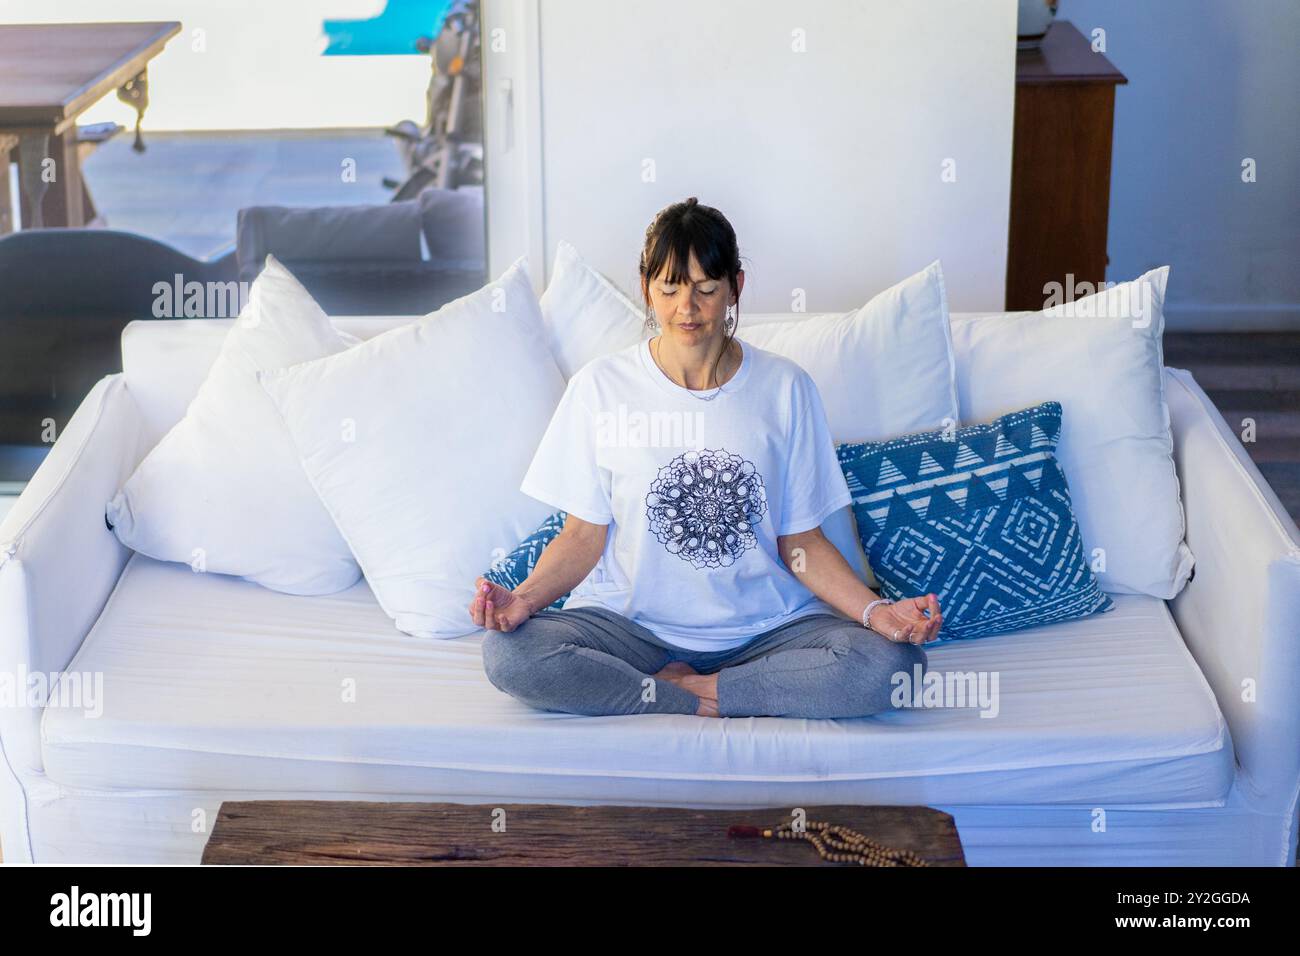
[201,801,965,866]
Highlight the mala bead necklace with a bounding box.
[728,820,931,867]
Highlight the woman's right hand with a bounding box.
[469,577,536,632]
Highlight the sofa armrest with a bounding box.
[1165,366,1300,809]
[0,374,145,778]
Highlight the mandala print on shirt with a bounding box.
[645,448,768,570]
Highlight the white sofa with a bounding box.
[1,315,1298,866]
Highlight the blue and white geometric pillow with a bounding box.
[483,511,569,610]
[836,401,1113,642]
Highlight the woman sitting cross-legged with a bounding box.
[470,197,941,719]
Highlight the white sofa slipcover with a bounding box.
[1,316,1297,865]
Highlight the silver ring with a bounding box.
[893,630,901,640]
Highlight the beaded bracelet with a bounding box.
[861,597,894,632]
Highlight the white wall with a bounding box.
[512,0,1017,313]
[1063,0,1300,330]
[0,0,430,129]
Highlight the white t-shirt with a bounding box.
[519,337,854,652]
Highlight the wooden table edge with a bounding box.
[200,800,967,867]
[0,21,182,135]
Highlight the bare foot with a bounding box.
[678,673,720,718]
[653,661,698,683]
[651,664,719,717]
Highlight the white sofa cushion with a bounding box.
[41,553,1233,805]
[949,267,1194,599]
[105,255,362,595]
[737,260,957,443]
[259,257,565,639]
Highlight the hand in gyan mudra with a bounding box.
[468,577,534,632]
[869,593,943,645]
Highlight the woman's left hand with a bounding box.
[868,593,943,645]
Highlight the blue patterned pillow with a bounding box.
[836,402,1112,642]
[483,511,569,610]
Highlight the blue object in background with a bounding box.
[323,0,453,55]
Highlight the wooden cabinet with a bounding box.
[1005,21,1127,310]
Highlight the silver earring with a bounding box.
[646,307,658,331]
[725,304,737,331]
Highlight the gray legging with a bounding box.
[481,605,929,718]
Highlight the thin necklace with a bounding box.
[651,336,737,402]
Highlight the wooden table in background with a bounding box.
[201,801,967,866]
[0,21,181,231]
[1005,20,1128,310]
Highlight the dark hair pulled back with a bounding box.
[638,197,745,388]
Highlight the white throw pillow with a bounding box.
[737,261,958,443]
[259,257,565,638]
[949,266,1194,599]
[106,255,362,595]
[538,239,645,377]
